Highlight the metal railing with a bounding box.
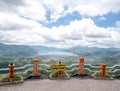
[0,63,120,76]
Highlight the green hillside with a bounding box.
[0,43,37,58]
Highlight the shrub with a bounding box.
[93,71,111,78]
[14,75,22,81]
[0,75,9,82]
[0,75,22,82]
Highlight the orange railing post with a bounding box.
[58,61,62,78]
[33,59,39,76]
[78,57,85,75]
[9,63,15,82]
[100,63,106,78]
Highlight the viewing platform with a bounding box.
[0,78,120,91]
[0,57,120,91]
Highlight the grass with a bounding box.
[92,71,111,78]
[0,74,22,82]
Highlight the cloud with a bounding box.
[1,17,119,48]
[0,0,120,48]
[98,17,106,21]
[18,0,46,21]
[116,21,120,28]
[0,12,42,30]
[1,0,120,22]
[0,0,46,21]
[43,0,120,22]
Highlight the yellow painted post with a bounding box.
[100,63,106,78]
[58,61,62,78]
[9,63,15,82]
[33,59,39,76]
[78,57,85,75]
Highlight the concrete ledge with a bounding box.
[49,77,70,80]
[0,77,24,86]
[93,77,114,80]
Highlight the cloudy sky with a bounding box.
[0,0,120,48]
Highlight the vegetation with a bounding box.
[92,71,111,78]
[0,43,37,58]
[0,58,33,68]
[0,43,120,79]
[0,75,22,82]
[0,75,9,82]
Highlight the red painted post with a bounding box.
[100,63,106,78]
[78,57,85,75]
[58,61,62,78]
[9,63,15,82]
[33,59,39,76]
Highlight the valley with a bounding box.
[0,43,120,68]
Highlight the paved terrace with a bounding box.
[0,78,120,91]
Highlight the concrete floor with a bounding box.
[0,78,120,91]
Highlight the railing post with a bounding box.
[33,59,39,76]
[100,63,106,78]
[58,61,62,78]
[9,63,15,82]
[78,57,85,75]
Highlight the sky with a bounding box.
[0,0,120,48]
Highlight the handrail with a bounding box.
[41,69,51,73]
[66,63,78,68]
[66,68,94,72]
[66,68,78,72]
[0,64,32,71]
[1,63,120,71]
[107,64,120,68]
[0,63,120,76]
[66,63,100,69]
[85,64,99,68]
[15,64,32,70]
[113,69,120,73]
[84,68,93,72]
[40,64,50,67]
[0,63,49,71]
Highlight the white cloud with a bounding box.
[43,0,120,22]
[0,12,42,31]
[0,0,46,21]
[0,0,120,48]
[116,21,120,28]
[0,0,120,22]
[0,15,120,48]
[18,0,46,21]
[98,17,106,21]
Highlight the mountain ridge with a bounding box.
[0,43,37,58]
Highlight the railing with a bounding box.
[0,63,120,76]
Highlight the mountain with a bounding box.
[0,43,120,64]
[30,45,63,53]
[67,46,120,52]
[66,46,120,64]
[29,45,74,56]
[66,46,120,56]
[0,43,37,58]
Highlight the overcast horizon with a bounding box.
[0,0,120,48]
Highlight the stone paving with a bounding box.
[0,78,120,91]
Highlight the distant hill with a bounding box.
[0,43,37,58]
[66,46,120,64]
[0,43,120,64]
[30,45,64,53]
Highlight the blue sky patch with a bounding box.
[44,11,82,28]
[92,12,120,28]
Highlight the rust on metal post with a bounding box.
[100,63,106,78]
[33,59,39,76]
[78,57,85,75]
[9,63,15,82]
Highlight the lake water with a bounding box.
[38,51,78,56]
